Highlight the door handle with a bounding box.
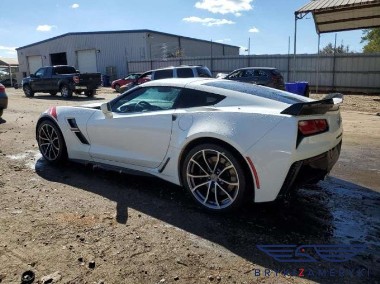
[172,114,178,121]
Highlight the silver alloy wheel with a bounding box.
[38,123,61,161]
[61,86,69,97]
[186,149,240,209]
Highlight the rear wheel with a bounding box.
[114,84,120,92]
[85,90,96,97]
[60,84,72,99]
[23,85,34,97]
[37,120,67,164]
[182,143,248,212]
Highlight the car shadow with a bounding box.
[30,95,104,101]
[35,159,379,283]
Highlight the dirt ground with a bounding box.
[0,87,379,284]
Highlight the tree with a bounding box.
[320,42,350,54]
[361,28,380,53]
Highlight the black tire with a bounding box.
[85,90,96,97]
[37,120,67,164]
[50,92,57,96]
[181,143,248,212]
[0,109,3,117]
[114,84,120,92]
[23,85,34,97]
[60,84,72,99]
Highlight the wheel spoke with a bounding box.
[216,183,234,202]
[212,152,220,173]
[190,158,208,175]
[217,165,234,177]
[214,183,220,208]
[188,174,209,178]
[218,177,238,186]
[190,181,210,192]
[202,150,213,173]
[203,182,212,204]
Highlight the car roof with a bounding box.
[235,67,277,70]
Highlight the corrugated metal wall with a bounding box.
[128,53,380,93]
[16,31,239,83]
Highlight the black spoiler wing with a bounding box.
[281,98,341,116]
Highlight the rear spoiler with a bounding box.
[281,93,343,116]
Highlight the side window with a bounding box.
[244,69,255,77]
[176,88,225,108]
[176,68,194,78]
[154,69,173,80]
[35,68,46,78]
[258,70,268,77]
[195,67,212,78]
[111,86,181,113]
[227,70,243,79]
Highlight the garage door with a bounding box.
[77,49,97,73]
[28,56,42,74]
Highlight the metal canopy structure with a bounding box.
[0,57,19,87]
[293,0,380,90]
[296,0,380,34]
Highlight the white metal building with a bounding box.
[16,29,239,83]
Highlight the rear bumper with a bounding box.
[277,140,342,199]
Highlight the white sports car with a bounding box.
[36,78,343,212]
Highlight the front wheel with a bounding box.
[60,85,72,99]
[182,143,248,212]
[23,85,34,97]
[37,120,67,164]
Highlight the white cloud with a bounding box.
[36,25,57,32]
[0,46,16,52]
[215,38,231,43]
[249,26,259,33]
[71,3,79,9]
[195,0,253,16]
[183,16,235,26]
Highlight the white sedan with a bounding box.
[36,78,343,212]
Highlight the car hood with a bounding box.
[78,102,103,109]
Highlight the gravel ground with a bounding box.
[0,87,379,284]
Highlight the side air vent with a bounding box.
[67,118,90,145]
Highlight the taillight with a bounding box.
[298,119,328,136]
[0,85,5,92]
[73,75,79,84]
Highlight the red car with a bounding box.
[111,73,142,92]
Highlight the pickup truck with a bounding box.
[22,65,102,99]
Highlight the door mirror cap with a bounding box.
[101,102,113,118]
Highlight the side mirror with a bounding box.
[101,102,113,118]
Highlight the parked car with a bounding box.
[224,67,285,90]
[0,78,18,88]
[22,65,102,99]
[0,83,8,118]
[36,78,343,212]
[118,65,212,93]
[111,73,142,92]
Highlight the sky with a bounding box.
[0,0,366,59]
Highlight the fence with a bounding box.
[128,53,380,93]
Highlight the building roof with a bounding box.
[0,57,19,66]
[16,29,240,50]
[296,0,380,33]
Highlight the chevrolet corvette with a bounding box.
[36,78,343,212]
